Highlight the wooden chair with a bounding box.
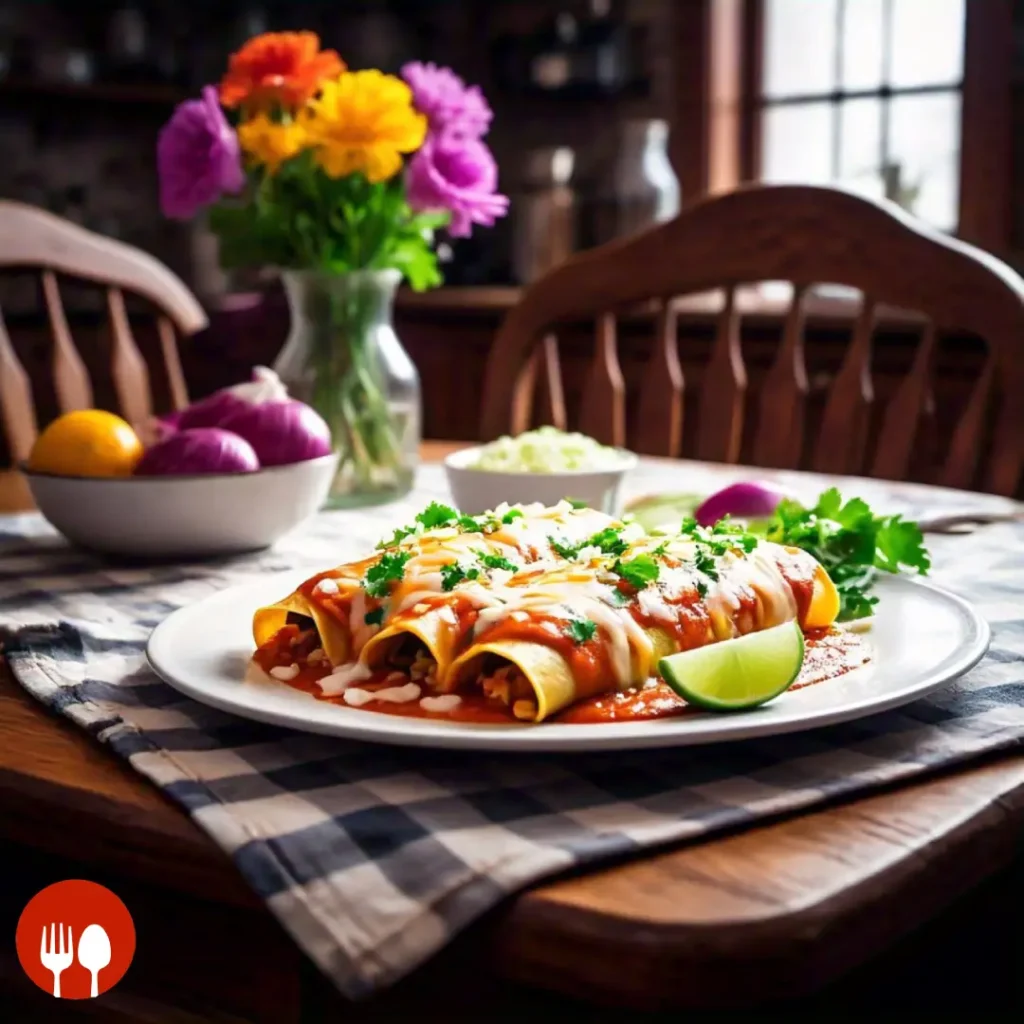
[481,184,1024,496]
[0,200,208,508]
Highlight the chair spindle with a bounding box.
[814,296,876,475]
[753,284,809,469]
[42,270,93,413]
[0,306,37,461]
[635,302,684,457]
[157,315,190,411]
[871,323,937,481]
[106,287,153,428]
[696,287,746,463]
[579,313,626,447]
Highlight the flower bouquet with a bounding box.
[157,32,508,506]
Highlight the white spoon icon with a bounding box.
[77,924,111,998]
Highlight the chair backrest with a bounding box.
[482,184,1024,496]
[0,200,208,463]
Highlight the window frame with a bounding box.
[670,0,1013,254]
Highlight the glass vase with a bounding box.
[274,269,420,508]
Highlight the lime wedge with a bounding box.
[658,621,804,711]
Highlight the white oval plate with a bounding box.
[146,571,990,752]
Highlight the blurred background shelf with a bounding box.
[0,77,186,105]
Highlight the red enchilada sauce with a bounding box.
[254,624,870,724]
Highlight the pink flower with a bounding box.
[401,62,492,138]
[406,130,508,238]
[157,86,245,220]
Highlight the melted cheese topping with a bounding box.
[290,504,834,694]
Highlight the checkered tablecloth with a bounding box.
[3,461,1024,999]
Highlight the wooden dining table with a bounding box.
[2,441,1024,1022]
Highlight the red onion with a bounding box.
[134,428,260,475]
[219,399,332,466]
[694,480,791,527]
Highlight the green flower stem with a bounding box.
[298,270,405,496]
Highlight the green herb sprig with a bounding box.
[440,561,481,592]
[764,487,930,620]
[363,551,412,599]
[564,618,598,644]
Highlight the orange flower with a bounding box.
[220,32,344,111]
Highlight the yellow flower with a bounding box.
[300,70,427,183]
[237,114,306,173]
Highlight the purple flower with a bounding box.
[401,61,492,138]
[157,86,244,220]
[407,129,509,238]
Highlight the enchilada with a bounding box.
[252,503,852,724]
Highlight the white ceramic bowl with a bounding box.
[24,453,339,558]
[444,445,637,516]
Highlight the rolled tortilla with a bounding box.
[446,545,840,722]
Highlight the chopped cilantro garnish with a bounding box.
[695,578,708,598]
[440,561,481,592]
[364,607,384,626]
[376,523,416,549]
[458,514,481,531]
[693,547,719,581]
[549,535,582,560]
[502,508,524,523]
[608,587,633,606]
[652,540,668,555]
[765,487,930,620]
[612,554,660,590]
[416,501,459,529]
[587,526,629,557]
[476,551,519,573]
[564,618,598,644]
[566,498,589,509]
[363,551,412,599]
[680,516,699,536]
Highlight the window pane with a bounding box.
[763,0,838,99]
[889,0,965,88]
[887,92,961,230]
[762,102,834,184]
[840,0,885,91]
[837,98,885,201]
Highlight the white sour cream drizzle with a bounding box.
[304,504,807,701]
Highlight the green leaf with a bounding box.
[612,554,660,590]
[376,523,416,549]
[363,551,412,599]
[874,516,931,574]
[693,547,719,581]
[441,561,480,592]
[476,551,519,573]
[415,501,459,529]
[549,535,582,560]
[502,509,524,523]
[564,618,598,644]
[812,487,843,520]
[585,526,629,557]
[764,488,931,621]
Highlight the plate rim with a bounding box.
[145,572,991,753]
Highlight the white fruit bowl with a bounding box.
[23,453,339,559]
[444,445,636,516]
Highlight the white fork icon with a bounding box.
[39,923,73,997]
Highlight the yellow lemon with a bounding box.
[28,410,144,477]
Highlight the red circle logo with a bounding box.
[15,880,135,1000]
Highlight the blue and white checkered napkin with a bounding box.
[3,467,1024,998]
